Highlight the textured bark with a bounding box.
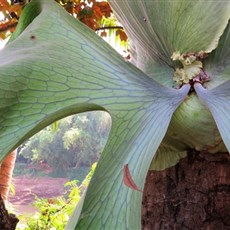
[142,150,230,230]
[0,150,17,201]
[0,195,19,230]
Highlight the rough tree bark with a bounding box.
[142,150,230,230]
[0,194,19,230]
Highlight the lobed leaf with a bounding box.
[204,21,230,89]
[150,143,187,171]
[0,0,190,229]
[109,0,230,69]
[194,82,230,153]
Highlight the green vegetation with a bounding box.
[0,0,229,229]
[17,163,96,230]
[17,112,110,179]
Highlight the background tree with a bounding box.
[0,0,229,229]
[19,112,111,177]
[0,0,127,43]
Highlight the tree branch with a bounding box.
[95,26,123,31]
[0,22,18,34]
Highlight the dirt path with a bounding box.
[9,176,68,215]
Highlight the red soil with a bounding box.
[8,176,68,215]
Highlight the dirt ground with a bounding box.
[8,176,68,215]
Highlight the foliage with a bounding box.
[0,0,229,229]
[0,0,128,43]
[19,112,111,177]
[9,182,15,196]
[65,0,112,30]
[0,0,22,39]
[80,161,96,188]
[17,163,96,230]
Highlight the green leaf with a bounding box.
[163,92,226,154]
[194,83,230,152]
[206,21,230,66]
[204,21,230,89]
[66,189,87,229]
[150,143,187,171]
[75,85,189,229]
[8,0,42,43]
[0,0,190,228]
[109,0,230,68]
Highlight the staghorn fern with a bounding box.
[0,0,229,229]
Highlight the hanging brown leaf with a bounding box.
[123,164,142,192]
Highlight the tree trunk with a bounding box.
[142,150,230,229]
[0,194,19,230]
[0,150,17,202]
